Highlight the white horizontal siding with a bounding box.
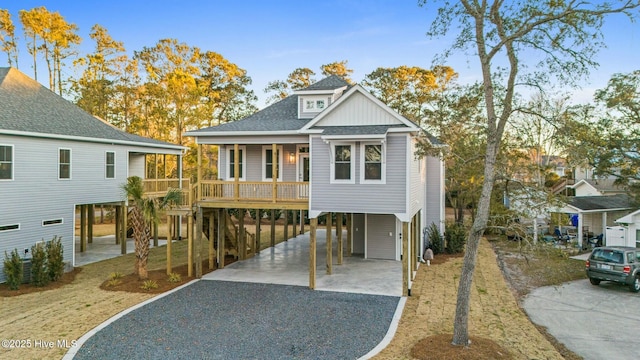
[366,214,397,260]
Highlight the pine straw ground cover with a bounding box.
[1,233,582,360]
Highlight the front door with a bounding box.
[298,153,310,198]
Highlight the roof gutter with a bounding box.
[1,129,186,152]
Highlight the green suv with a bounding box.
[586,246,640,292]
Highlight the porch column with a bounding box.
[346,213,352,256]
[410,215,416,274]
[300,210,305,234]
[272,143,278,202]
[217,209,225,269]
[121,202,127,255]
[326,212,332,275]
[255,210,261,254]
[195,205,203,278]
[602,212,607,241]
[283,210,289,241]
[178,153,183,238]
[154,153,159,193]
[80,205,87,252]
[270,209,276,247]
[292,209,297,238]
[233,144,240,200]
[209,211,215,270]
[88,205,94,244]
[336,212,343,265]
[402,221,409,296]
[197,144,202,200]
[188,209,193,277]
[578,213,584,248]
[153,222,159,247]
[166,215,172,275]
[115,204,121,245]
[309,217,317,289]
[238,209,246,260]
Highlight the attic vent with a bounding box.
[0,223,20,232]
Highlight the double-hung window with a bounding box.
[361,143,385,183]
[106,151,115,179]
[0,145,13,180]
[330,143,355,183]
[262,146,283,181]
[227,146,246,180]
[59,148,71,180]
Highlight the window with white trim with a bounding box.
[42,218,63,226]
[0,145,13,180]
[361,143,385,183]
[106,151,115,179]
[227,146,246,180]
[0,224,19,232]
[59,148,71,180]
[262,146,283,181]
[303,97,327,112]
[330,143,355,183]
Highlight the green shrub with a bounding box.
[445,222,467,254]
[168,272,182,283]
[425,223,445,255]
[46,236,65,282]
[3,249,23,290]
[108,272,123,280]
[140,280,158,290]
[30,242,49,287]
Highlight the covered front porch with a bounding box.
[202,228,402,296]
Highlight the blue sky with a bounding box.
[2,1,639,107]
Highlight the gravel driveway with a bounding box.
[68,280,401,360]
[523,279,640,360]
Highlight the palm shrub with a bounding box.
[445,222,467,254]
[46,236,65,282]
[426,223,445,255]
[3,249,23,290]
[30,242,49,287]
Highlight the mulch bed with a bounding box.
[411,334,513,360]
[0,267,82,297]
[99,256,237,294]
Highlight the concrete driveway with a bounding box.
[523,279,640,360]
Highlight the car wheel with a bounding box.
[629,275,640,293]
[589,277,600,286]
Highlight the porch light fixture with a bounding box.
[289,152,295,163]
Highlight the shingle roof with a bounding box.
[0,67,182,150]
[303,75,349,91]
[568,194,634,211]
[185,95,309,134]
[582,179,626,193]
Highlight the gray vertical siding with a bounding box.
[366,214,397,260]
[310,134,406,214]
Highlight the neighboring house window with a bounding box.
[42,219,63,226]
[59,148,71,179]
[227,146,246,180]
[106,151,115,179]
[262,146,283,181]
[330,143,355,184]
[0,144,12,180]
[0,224,19,232]
[361,143,385,183]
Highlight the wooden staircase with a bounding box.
[204,210,255,260]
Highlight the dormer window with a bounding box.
[316,100,325,109]
[302,97,327,113]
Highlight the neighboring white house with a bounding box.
[571,179,627,197]
[184,76,446,294]
[612,210,640,248]
[0,67,185,283]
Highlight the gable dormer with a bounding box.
[295,75,349,119]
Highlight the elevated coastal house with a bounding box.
[184,76,445,294]
[0,67,186,282]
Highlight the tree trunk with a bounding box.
[452,139,498,346]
